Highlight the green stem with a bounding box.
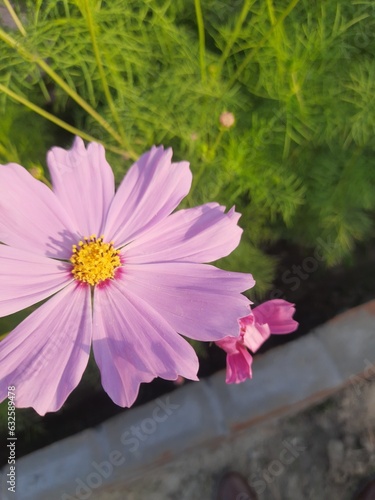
[0,84,134,157]
[226,0,301,89]
[216,0,255,76]
[188,159,213,207]
[189,128,226,200]
[82,0,128,145]
[209,128,225,160]
[266,0,277,25]
[3,0,27,36]
[0,142,19,163]
[0,28,126,148]
[194,0,206,83]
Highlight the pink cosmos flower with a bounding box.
[216,299,298,384]
[0,137,254,415]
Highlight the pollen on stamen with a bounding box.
[70,235,121,286]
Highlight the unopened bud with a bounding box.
[173,375,185,386]
[219,111,235,128]
[29,165,44,179]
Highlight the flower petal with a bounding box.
[216,334,240,355]
[225,345,253,384]
[0,245,73,317]
[216,335,253,383]
[124,203,243,264]
[0,283,92,415]
[104,146,192,246]
[92,281,199,407]
[0,163,79,258]
[252,299,298,334]
[120,262,254,341]
[242,317,271,352]
[47,137,115,236]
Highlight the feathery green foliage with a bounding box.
[0,0,374,437]
[0,0,374,295]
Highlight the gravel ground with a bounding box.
[119,378,375,500]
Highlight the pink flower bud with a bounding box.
[219,112,235,128]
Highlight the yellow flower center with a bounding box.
[70,235,121,286]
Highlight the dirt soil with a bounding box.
[246,379,375,500]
